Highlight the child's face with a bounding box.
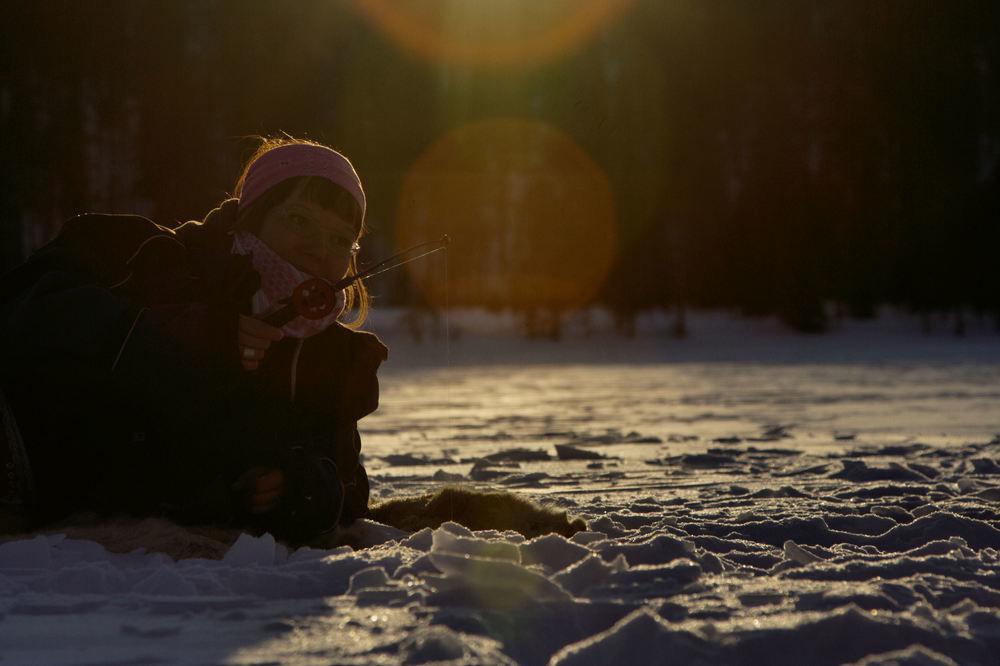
[257,187,360,282]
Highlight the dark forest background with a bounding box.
[2,1,998,335]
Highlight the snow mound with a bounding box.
[549,609,710,665]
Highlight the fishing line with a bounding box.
[265,236,451,327]
[444,241,452,442]
[444,243,451,369]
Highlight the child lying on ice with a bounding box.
[0,137,386,543]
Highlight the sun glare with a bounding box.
[351,0,634,67]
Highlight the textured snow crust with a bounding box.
[2,313,1000,664]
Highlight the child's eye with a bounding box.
[287,213,309,228]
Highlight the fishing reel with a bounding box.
[290,279,337,321]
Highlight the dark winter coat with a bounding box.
[0,199,387,535]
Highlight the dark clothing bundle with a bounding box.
[0,199,387,541]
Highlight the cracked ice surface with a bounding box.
[2,312,1000,665]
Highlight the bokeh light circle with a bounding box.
[352,0,634,67]
[397,118,617,311]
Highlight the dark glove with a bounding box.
[264,445,344,543]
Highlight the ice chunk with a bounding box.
[904,537,972,558]
[871,506,915,523]
[555,444,606,460]
[393,553,441,579]
[402,527,434,552]
[519,533,590,573]
[549,608,711,665]
[869,512,1000,551]
[432,528,520,563]
[597,534,694,566]
[438,521,474,537]
[552,554,627,595]
[286,544,351,564]
[347,566,390,594]
[831,460,932,482]
[587,516,627,537]
[427,551,572,606]
[974,486,1000,501]
[957,478,979,494]
[382,452,455,466]
[338,518,409,549]
[498,471,549,486]
[698,551,724,574]
[432,468,465,482]
[750,485,812,499]
[841,645,959,666]
[570,531,608,546]
[783,540,824,565]
[826,514,898,536]
[608,560,702,589]
[483,447,551,462]
[0,535,52,569]
[734,605,982,664]
[964,608,1000,642]
[222,532,277,566]
[970,457,1000,474]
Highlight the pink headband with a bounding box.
[238,144,366,221]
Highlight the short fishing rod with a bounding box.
[335,235,451,292]
[264,235,451,327]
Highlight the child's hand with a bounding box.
[238,315,284,370]
[241,467,285,514]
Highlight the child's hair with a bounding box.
[232,136,370,328]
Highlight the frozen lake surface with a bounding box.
[2,312,1000,665]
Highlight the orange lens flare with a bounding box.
[397,118,618,311]
[351,0,634,67]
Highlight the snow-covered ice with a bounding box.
[1,310,999,664]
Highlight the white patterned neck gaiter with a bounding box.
[231,231,345,339]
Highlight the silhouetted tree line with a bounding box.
[2,1,998,332]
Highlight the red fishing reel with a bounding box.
[290,278,337,320]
